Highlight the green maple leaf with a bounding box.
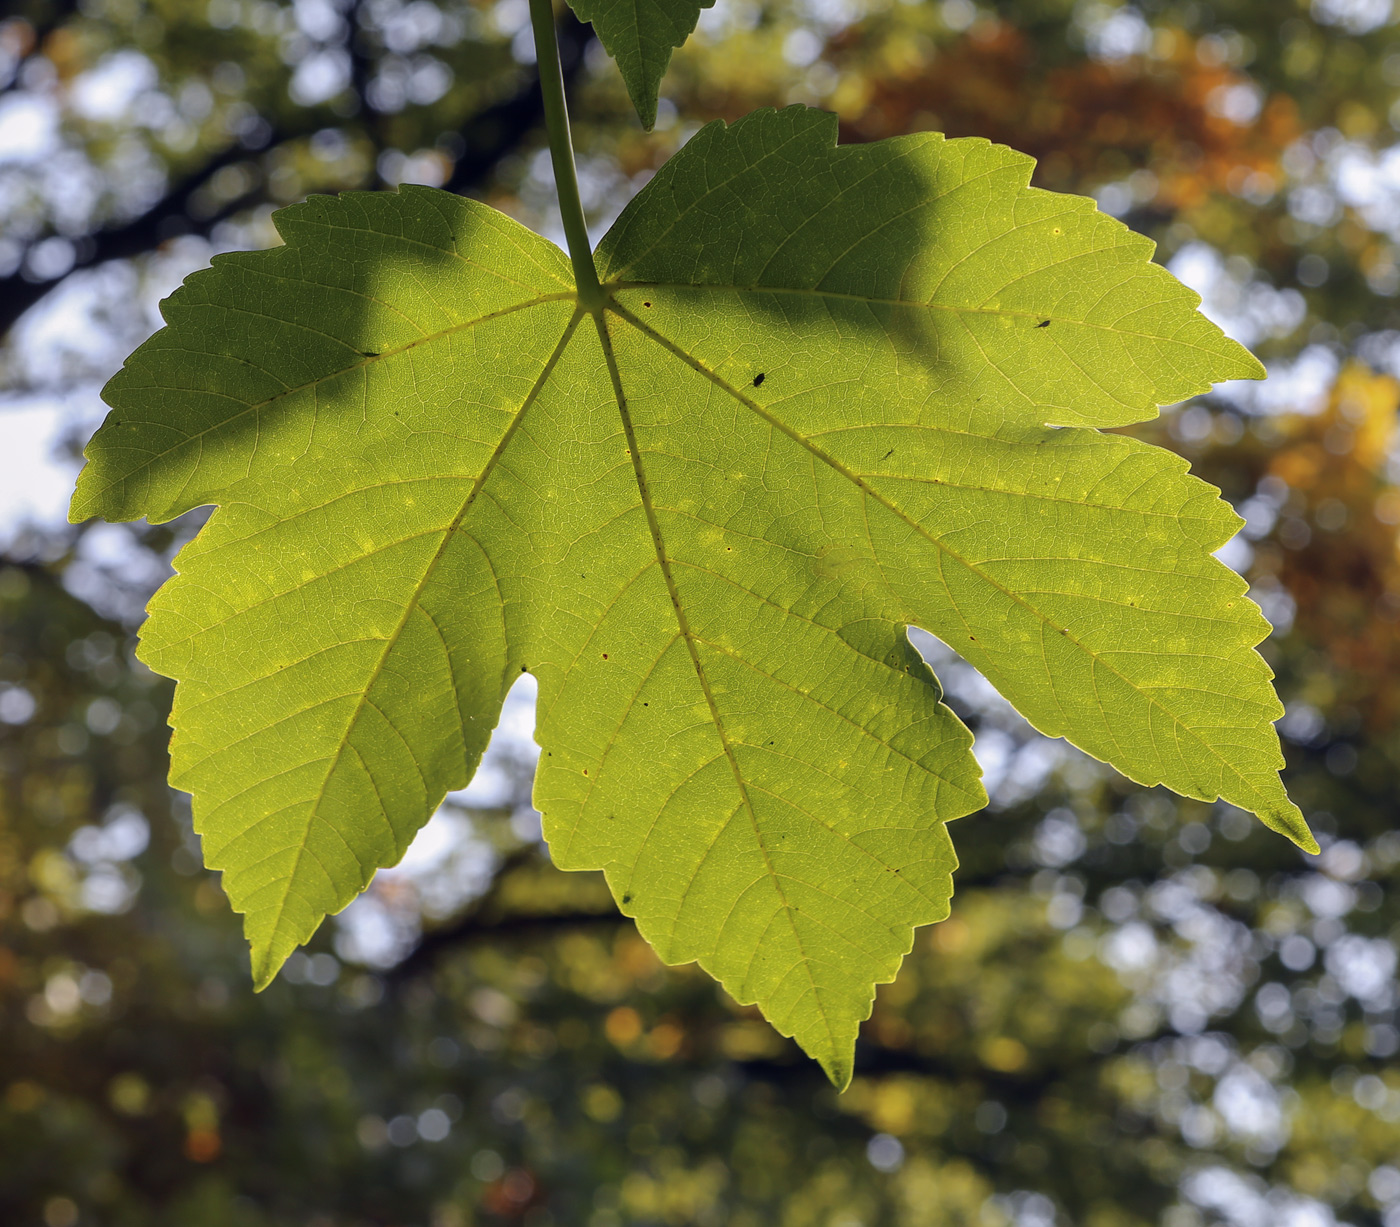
[71,107,1313,1087]
[566,0,712,128]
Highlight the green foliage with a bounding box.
[72,101,1311,1082]
[566,0,713,128]
[595,108,1307,850]
[8,0,1400,1218]
[69,0,1318,1082]
[2,544,1396,1227]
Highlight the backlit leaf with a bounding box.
[71,107,1312,1087]
[567,0,713,128]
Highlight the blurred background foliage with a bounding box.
[2,0,1400,1224]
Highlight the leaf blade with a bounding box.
[598,107,1264,427]
[526,310,982,1083]
[597,107,1310,851]
[566,0,713,128]
[72,106,1311,1090]
[73,187,580,985]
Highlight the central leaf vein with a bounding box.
[249,308,582,982]
[593,309,836,1047]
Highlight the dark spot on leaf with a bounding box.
[360,350,379,357]
[969,635,976,641]
[582,768,588,775]
[521,665,528,673]
[602,653,608,660]
[643,702,648,706]
[1036,320,1050,329]
[623,894,632,904]
[642,302,651,308]
[882,449,894,460]
[752,372,765,387]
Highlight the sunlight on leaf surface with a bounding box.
[71,107,1312,1086]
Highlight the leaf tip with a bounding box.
[1202,331,1266,384]
[66,492,92,526]
[249,944,289,992]
[1234,346,1268,382]
[67,474,118,526]
[68,443,105,525]
[1289,826,1322,857]
[1260,801,1319,855]
[822,1051,854,1092]
[632,89,658,133]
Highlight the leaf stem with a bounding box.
[530,0,603,311]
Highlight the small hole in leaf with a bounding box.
[753,372,765,387]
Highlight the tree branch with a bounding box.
[387,844,623,985]
[0,11,594,342]
[0,137,265,339]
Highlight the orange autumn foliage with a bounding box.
[1264,366,1400,726]
[831,21,1299,205]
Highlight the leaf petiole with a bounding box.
[530,0,604,311]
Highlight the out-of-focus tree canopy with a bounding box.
[2,1,1399,1225]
